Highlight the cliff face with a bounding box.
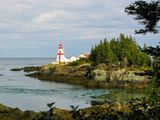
[12,63,151,89]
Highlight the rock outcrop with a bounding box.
[11,64,151,89]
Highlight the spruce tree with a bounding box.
[90,34,150,67]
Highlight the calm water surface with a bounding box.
[0,58,147,111]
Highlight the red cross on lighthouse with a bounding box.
[56,43,65,64]
[57,50,64,62]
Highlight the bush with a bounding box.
[69,58,90,66]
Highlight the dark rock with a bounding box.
[11,66,41,72]
[10,68,22,71]
[23,66,41,72]
[91,100,106,106]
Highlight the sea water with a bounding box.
[0,58,147,111]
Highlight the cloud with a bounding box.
[0,0,159,57]
[0,22,7,27]
[32,10,70,24]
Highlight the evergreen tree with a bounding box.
[125,0,160,34]
[102,40,115,64]
[90,34,151,67]
[110,38,120,61]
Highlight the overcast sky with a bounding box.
[0,0,159,58]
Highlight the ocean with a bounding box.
[0,58,147,111]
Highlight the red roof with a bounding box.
[82,53,90,57]
[59,43,63,49]
[59,43,63,46]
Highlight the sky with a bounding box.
[0,0,159,58]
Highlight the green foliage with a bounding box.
[69,58,90,66]
[90,39,117,65]
[0,106,39,120]
[125,0,160,34]
[143,43,160,57]
[1,99,160,120]
[70,105,87,120]
[143,43,160,71]
[69,98,160,120]
[90,34,150,67]
[127,98,160,120]
[37,102,63,120]
[144,43,160,105]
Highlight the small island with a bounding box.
[11,34,152,89]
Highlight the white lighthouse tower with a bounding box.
[56,43,66,64]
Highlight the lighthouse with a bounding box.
[56,43,66,63]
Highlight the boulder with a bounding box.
[112,101,122,111]
[120,71,149,81]
[110,69,126,81]
[91,69,107,81]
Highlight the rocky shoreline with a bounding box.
[2,97,158,120]
[0,101,129,120]
[6,64,156,120]
[11,63,151,89]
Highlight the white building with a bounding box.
[69,56,79,62]
[79,53,90,58]
[54,43,89,64]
